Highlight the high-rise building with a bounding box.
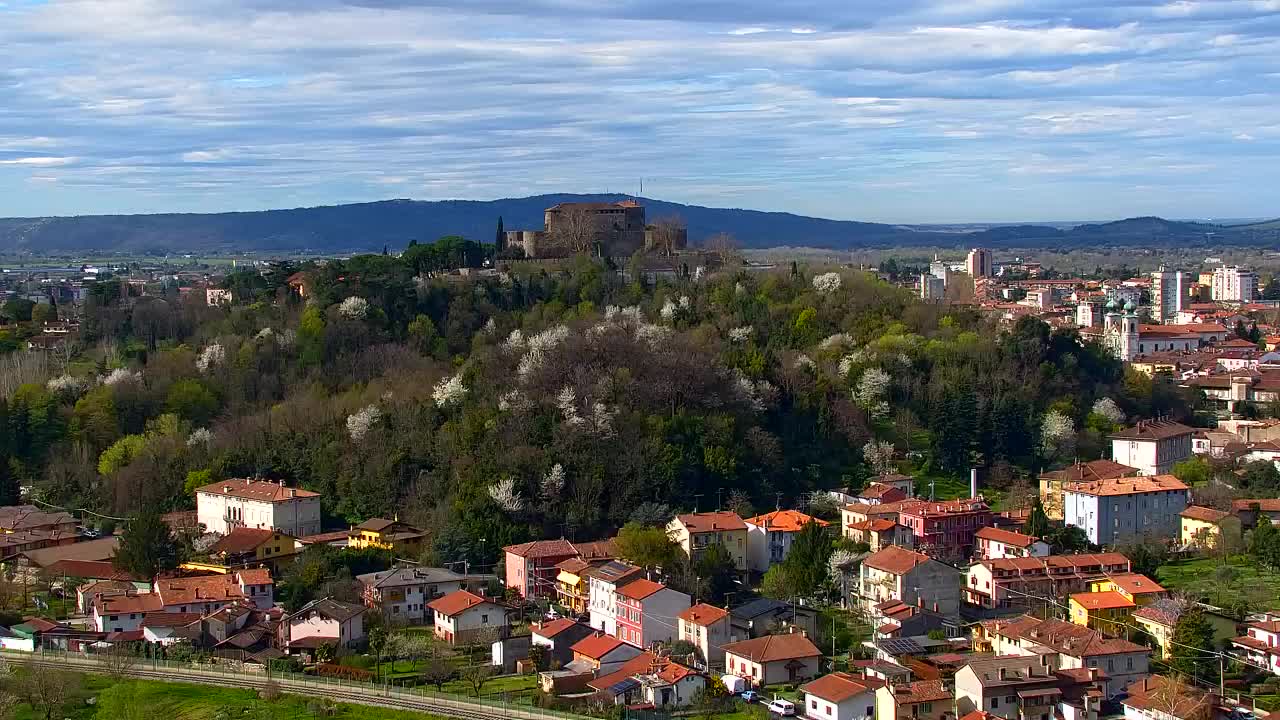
[1150,267,1189,320]
[920,273,946,301]
[1211,265,1258,303]
[966,248,993,278]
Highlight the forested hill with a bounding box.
[0,196,1275,253]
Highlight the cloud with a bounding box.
[0,157,76,166]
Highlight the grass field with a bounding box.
[12,675,447,720]
[1156,555,1280,609]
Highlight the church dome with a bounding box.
[1124,300,1136,312]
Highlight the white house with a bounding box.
[1063,475,1189,547]
[802,672,883,720]
[92,593,162,633]
[357,565,490,624]
[677,603,731,668]
[1230,614,1280,675]
[195,478,322,537]
[723,633,822,687]
[427,590,508,646]
[743,510,829,574]
[140,612,202,646]
[973,527,1049,560]
[859,546,960,619]
[1108,421,1194,476]
[586,560,643,636]
[284,597,367,651]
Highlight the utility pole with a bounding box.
[716,488,723,512]
[775,493,783,511]
[692,494,703,513]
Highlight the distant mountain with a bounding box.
[0,195,1276,254]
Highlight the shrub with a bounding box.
[314,663,374,681]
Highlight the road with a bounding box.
[6,651,577,720]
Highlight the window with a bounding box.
[811,700,818,710]
[482,614,489,624]
[1127,657,1134,670]
[920,704,932,713]
[826,706,832,716]
[991,699,999,709]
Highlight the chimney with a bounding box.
[970,468,978,499]
[289,489,296,498]
[998,667,1007,681]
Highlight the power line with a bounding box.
[29,497,131,522]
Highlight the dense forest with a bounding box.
[0,243,1194,568]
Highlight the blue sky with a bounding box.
[1,0,1278,223]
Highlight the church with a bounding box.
[1093,300,1199,361]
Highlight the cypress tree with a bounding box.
[495,216,505,251]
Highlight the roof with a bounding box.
[1133,599,1185,627]
[208,528,277,555]
[1180,505,1231,523]
[722,633,822,663]
[961,712,1003,720]
[892,680,952,704]
[860,484,909,502]
[848,519,899,532]
[962,656,1056,687]
[983,615,1148,656]
[0,506,76,532]
[292,597,366,623]
[677,603,730,627]
[357,565,466,589]
[585,651,659,692]
[426,590,495,617]
[95,593,164,614]
[1104,573,1166,595]
[1064,474,1188,497]
[617,578,667,601]
[1070,590,1135,611]
[353,518,397,532]
[983,552,1130,575]
[1122,676,1214,717]
[571,539,618,561]
[1232,498,1280,513]
[742,510,828,532]
[22,537,119,568]
[155,574,251,606]
[237,568,272,586]
[556,558,592,575]
[1109,420,1195,441]
[674,511,746,533]
[572,632,627,660]
[140,612,202,628]
[502,539,576,559]
[899,498,990,518]
[41,559,141,582]
[532,618,582,639]
[297,530,350,546]
[584,560,642,585]
[194,478,319,503]
[975,527,1041,547]
[863,546,933,575]
[802,672,882,703]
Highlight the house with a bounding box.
[973,615,1151,697]
[1069,574,1166,635]
[614,578,690,648]
[1178,506,1242,549]
[427,590,509,646]
[19,536,119,572]
[875,680,954,720]
[92,593,164,633]
[1230,614,1280,675]
[859,546,960,619]
[802,672,884,720]
[570,631,644,674]
[841,500,926,532]
[870,474,917,498]
[201,527,298,572]
[584,653,705,709]
[357,565,493,624]
[730,597,819,641]
[861,484,909,505]
[723,632,823,686]
[677,603,731,668]
[1122,676,1218,720]
[973,527,1050,560]
[503,539,577,599]
[155,569,275,613]
[530,618,596,668]
[1230,498,1280,529]
[586,560,644,635]
[964,553,1132,611]
[1109,421,1194,476]
[666,511,749,573]
[897,498,994,561]
[0,506,78,534]
[195,478,322,537]
[954,656,1105,720]
[845,518,913,552]
[140,612,203,646]
[283,597,367,652]
[555,558,594,616]
[1062,475,1189,546]
[743,510,829,574]
[1133,599,1237,660]
[870,600,958,640]
[347,518,427,554]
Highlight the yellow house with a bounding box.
[1070,573,1168,635]
[666,511,748,573]
[348,518,427,554]
[554,558,592,615]
[1179,505,1242,549]
[1133,599,1238,659]
[188,527,299,574]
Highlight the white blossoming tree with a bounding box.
[728,326,752,344]
[1041,410,1077,462]
[488,477,524,513]
[812,272,842,294]
[854,367,892,418]
[541,464,566,501]
[1091,397,1126,427]
[338,296,370,319]
[862,440,896,476]
[102,368,141,387]
[433,374,468,407]
[46,374,88,400]
[196,344,225,373]
[346,405,382,442]
[187,428,214,447]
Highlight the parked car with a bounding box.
[766,699,796,717]
[740,690,759,704]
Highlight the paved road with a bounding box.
[8,652,574,720]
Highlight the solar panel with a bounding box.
[878,638,925,656]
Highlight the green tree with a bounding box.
[165,379,219,426]
[615,522,679,570]
[1024,498,1051,538]
[114,505,181,582]
[1118,538,1169,577]
[1045,525,1089,554]
[1250,516,1280,569]
[778,520,833,597]
[98,434,146,476]
[1168,603,1217,682]
[761,564,794,600]
[1172,456,1213,487]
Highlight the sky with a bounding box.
[0,0,1278,224]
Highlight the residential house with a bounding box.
[357,565,492,624]
[875,680,954,720]
[846,519,913,552]
[1230,614,1280,675]
[841,500,926,532]
[17,536,119,572]
[730,597,819,641]
[503,539,578,599]
[723,632,823,686]
[427,590,509,646]
[954,656,1104,720]
[1133,599,1237,660]
[614,578,690,648]
[1109,421,1194,476]
[802,672,885,720]
[861,484,909,505]
[1122,676,1219,720]
[971,615,1149,698]
[195,478,321,537]
[898,498,994,561]
[1231,498,1280,530]
[570,631,644,674]
[347,518,427,555]
[1178,506,1242,549]
[869,474,916,498]
[1070,574,1167,635]
[282,597,367,653]
[0,506,78,534]
[964,553,1132,611]
[530,618,596,668]
[677,603,731,668]
[201,527,298,572]
[555,558,593,616]
[870,599,959,640]
[586,560,644,635]
[140,612,203,646]
[92,593,164,633]
[860,546,960,619]
[973,527,1050,560]
[744,510,829,574]
[155,568,275,613]
[585,653,705,709]
[1062,475,1189,546]
[666,511,749,573]
[1036,460,1140,520]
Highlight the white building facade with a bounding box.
[195,478,322,537]
[1063,476,1190,546]
[1212,265,1258,303]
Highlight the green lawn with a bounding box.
[12,675,448,720]
[1156,555,1280,609]
[441,672,538,697]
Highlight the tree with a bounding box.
[12,662,80,720]
[495,216,505,251]
[615,522,679,570]
[1167,601,1217,680]
[761,564,794,600]
[650,215,686,257]
[1117,538,1169,578]
[1045,525,1089,554]
[164,379,219,426]
[778,520,833,598]
[548,206,597,255]
[704,233,741,264]
[422,657,455,690]
[459,663,492,697]
[113,505,180,582]
[1024,498,1051,539]
[1172,457,1213,487]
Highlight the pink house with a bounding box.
[613,579,691,649]
[503,539,578,599]
[283,597,367,652]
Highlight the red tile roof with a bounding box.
[1233,498,1280,513]
[1108,420,1195,441]
[208,528,277,555]
[674,511,746,533]
[427,590,495,617]
[155,574,252,607]
[975,527,1041,547]
[722,633,822,663]
[847,519,899,532]
[863,545,932,575]
[40,559,141,582]
[616,578,666,601]
[893,680,952,704]
[572,632,627,660]
[677,603,729,626]
[802,672,881,703]
[860,484,908,502]
[502,539,576,559]
[1103,573,1165,596]
[1071,590,1135,611]
[743,510,828,532]
[1064,474,1188,497]
[1180,505,1231,523]
[194,478,319,503]
[532,618,582,639]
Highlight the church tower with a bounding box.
[1119,300,1139,361]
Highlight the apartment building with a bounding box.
[963,553,1131,610]
[898,498,993,561]
[195,478,322,537]
[1062,475,1189,546]
[1108,421,1194,476]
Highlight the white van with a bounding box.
[766,698,797,716]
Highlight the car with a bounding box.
[766,699,796,716]
[740,690,759,704]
